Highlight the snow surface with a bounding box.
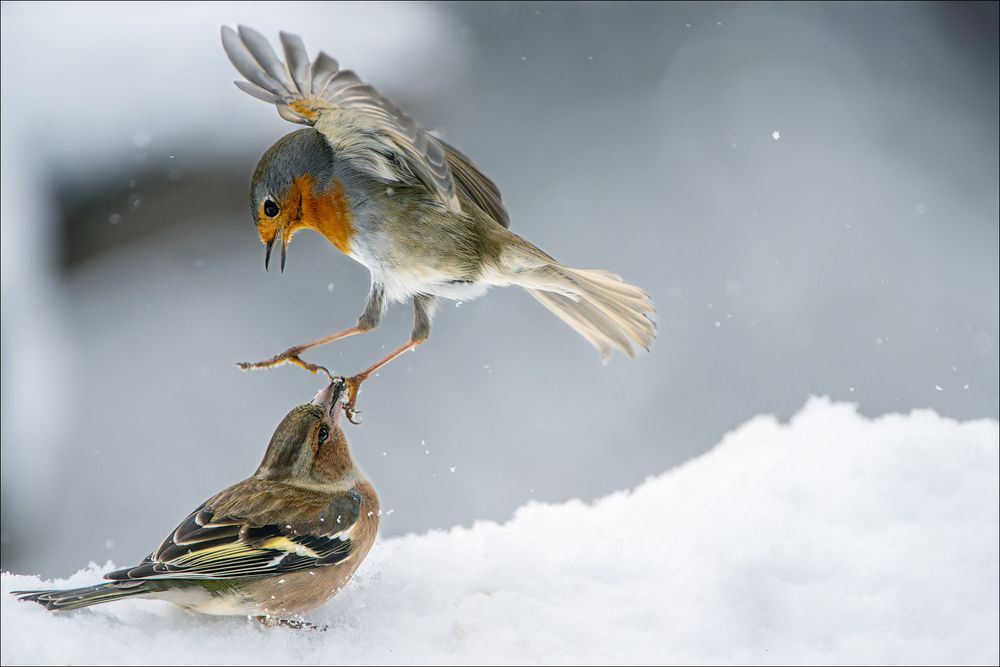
[2,398,997,665]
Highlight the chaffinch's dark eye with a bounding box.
[263,200,280,217]
[317,426,329,444]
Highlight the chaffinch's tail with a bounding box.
[14,581,153,611]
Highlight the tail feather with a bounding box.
[571,270,656,312]
[531,289,635,357]
[528,290,613,358]
[13,581,151,611]
[517,264,656,360]
[568,269,654,304]
[566,273,654,333]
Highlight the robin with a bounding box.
[14,379,379,627]
[222,26,655,420]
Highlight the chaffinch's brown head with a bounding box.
[250,128,354,271]
[255,378,355,485]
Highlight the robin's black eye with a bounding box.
[317,426,330,444]
[263,200,280,218]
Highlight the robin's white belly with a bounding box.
[356,252,493,303]
[424,279,492,301]
[381,269,493,303]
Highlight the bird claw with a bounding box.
[344,406,363,425]
[309,363,335,382]
[342,374,368,425]
[237,349,333,381]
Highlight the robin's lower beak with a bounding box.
[280,227,288,274]
[264,237,275,272]
[311,377,347,418]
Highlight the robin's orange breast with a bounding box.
[290,175,354,255]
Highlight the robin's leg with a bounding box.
[238,285,385,375]
[343,294,436,423]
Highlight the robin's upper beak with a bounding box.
[311,378,347,420]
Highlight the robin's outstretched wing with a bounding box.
[222,25,464,215]
[105,491,363,581]
[441,140,509,229]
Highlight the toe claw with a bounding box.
[342,396,362,424]
[337,373,369,425]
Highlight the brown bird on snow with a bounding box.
[15,379,378,627]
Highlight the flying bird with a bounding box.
[222,26,655,419]
[15,380,378,627]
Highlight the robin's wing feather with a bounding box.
[104,491,363,581]
[222,25,462,214]
[442,140,510,228]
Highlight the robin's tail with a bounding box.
[505,258,656,360]
[14,581,153,611]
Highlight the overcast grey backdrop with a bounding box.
[2,1,997,577]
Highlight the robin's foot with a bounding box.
[238,348,333,381]
[342,372,370,424]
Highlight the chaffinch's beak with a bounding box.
[311,378,347,419]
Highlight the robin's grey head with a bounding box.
[250,128,336,271]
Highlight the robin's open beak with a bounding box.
[264,226,292,273]
[311,377,347,419]
[263,227,290,273]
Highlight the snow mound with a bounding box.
[3,398,997,665]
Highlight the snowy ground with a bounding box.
[2,398,997,665]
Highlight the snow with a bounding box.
[2,398,997,665]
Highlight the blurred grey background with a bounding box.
[2,1,997,577]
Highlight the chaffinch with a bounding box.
[221,26,656,420]
[15,379,378,627]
